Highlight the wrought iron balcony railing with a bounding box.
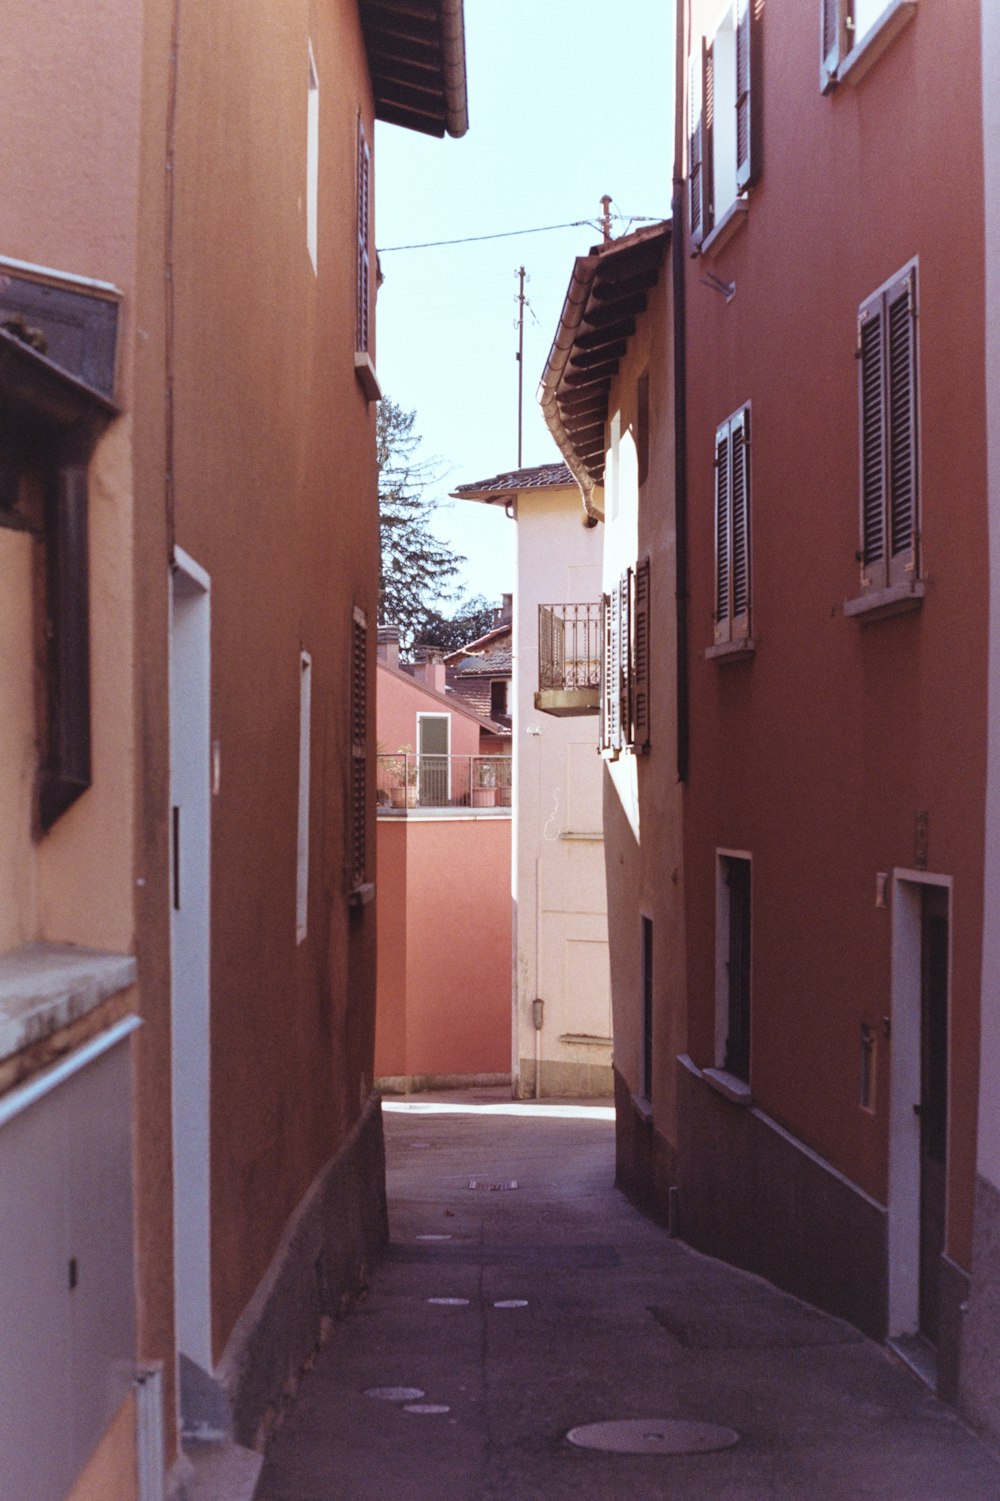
[376,753,512,812]
[535,601,601,716]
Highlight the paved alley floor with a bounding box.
[257,1091,1000,1501]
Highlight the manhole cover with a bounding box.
[364,1386,425,1402]
[404,1403,451,1415]
[426,1296,470,1306]
[565,1419,739,1455]
[416,1234,453,1241]
[493,1299,528,1309]
[468,1178,518,1191]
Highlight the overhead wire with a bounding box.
[377,212,664,254]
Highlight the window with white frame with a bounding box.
[307,45,319,272]
[356,116,371,353]
[855,262,919,595]
[600,558,651,756]
[820,0,917,91]
[689,0,763,250]
[713,405,751,645]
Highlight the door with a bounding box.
[417,713,449,807]
[918,885,949,1345]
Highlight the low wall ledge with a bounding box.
[0,942,137,1064]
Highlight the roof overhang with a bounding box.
[538,222,670,521]
[359,0,468,139]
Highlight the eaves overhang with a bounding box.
[538,221,670,520]
[359,0,468,139]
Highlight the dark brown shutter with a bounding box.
[703,38,716,236]
[820,0,844,90]
[735,0,762,193]
[714,421,731,643]
[356,120,371,352]
[600,593,613,751]
[632,557,651,753]
[607,587,621,751]
[858,288,887,589]
[618,570,631,749]
[731,407,751,638]
[886,267,918,586]
[688,42,706,248]
[350,606,368,886]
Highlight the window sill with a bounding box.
[843,579,924,623]
[353,352,382,402]
[702,1067,752,1106]
[348,881,375,908]
[631,1092,654,1126]
[0,943,137,1066]
[837,0,917,87]
[701,199,749,259]
[704,636,755,662]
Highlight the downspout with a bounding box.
[439,0,469,138]
[672,0,690,784]
[538,254,604,524]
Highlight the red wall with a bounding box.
[375,815,511,1081]
[683,0,986,1266]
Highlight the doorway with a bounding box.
[417,712,449,807]
[888,872,950,1365]
[170,550,213,1397]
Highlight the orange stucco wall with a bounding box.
[377,664,484,758]
[375,816,512,1081]
[67,1392,138,1501]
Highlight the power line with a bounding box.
[377,214,664,254]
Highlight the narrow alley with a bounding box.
[257,1094,1000,1501]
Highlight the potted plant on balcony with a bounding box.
[389,745,418,808]
[471,759,497,808]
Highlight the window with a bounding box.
[349,607,367,889]
[855,263,919,596]
[820,0,917,91]
[296,650,312,943]
[490,679,509,720]
[356,116,371,353]
[716,853,751,1084]
[689,0,762,251]
[713,405,751,646]
[641,916,654,1103]
[600,558,650,756]
[307,46,319,272]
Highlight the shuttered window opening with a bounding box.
[356,118,371,353]
[350,606,368,889]
[714,405,752,645]
[857,263,918,593]
[599,560,652,756]
[820,1,918,92]
[687,1,761,251]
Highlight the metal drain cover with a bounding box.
[565,1419,739,1455]
[468,1178,518,1191]
[364,1386,425,1402]
[404,1403,451,1415]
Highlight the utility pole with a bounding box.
[515,265,526,467]
[600,194,613,245]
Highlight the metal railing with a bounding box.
[376,753,512,811]
[538,601,602,691]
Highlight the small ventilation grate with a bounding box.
[468,1178,518,1191]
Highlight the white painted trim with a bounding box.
[0,253,122,298]
[417,711,451,801]
[173,546,211,595]
[887,869,951,1337]
[0,1015,140,1130]
[306,42,319,274]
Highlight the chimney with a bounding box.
[377,625,400,670]
[412,645,447,694]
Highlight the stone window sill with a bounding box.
[701,199,749,259]
[702,1067,752,1107]
[843,579,924,623]
[0,943,137,1065]
[354,352,382,402]
[705,636,756,663]
[838,0,917,87]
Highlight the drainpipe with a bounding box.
[538,255,604,524]
[439,0,469,138]
[672,0,690,784]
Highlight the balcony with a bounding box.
[535,602,601,716]
[376,753,511,815]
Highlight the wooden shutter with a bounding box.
[350,606,367,887]
[632,557,651,753]
[600,594,611,750]
[857,287,887,589]
[714,421,732,643]
[730,407,751,639]
[356,118,371,352]
[688,41,706,249]
[703,38,716,236]
[606,588,621,751]
[619,570,632,749]
[885,266,918,585]
[735,0,763,193]
[820,0,844,91]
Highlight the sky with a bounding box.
[374,0,675,612]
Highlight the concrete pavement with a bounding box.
[257,1090,1000,1500]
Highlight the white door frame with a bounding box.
[170,548,213,1377]
[888,867,951,1336]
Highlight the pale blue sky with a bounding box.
[374,0,675,609]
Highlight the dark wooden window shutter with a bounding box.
[600,593,613,751]
[730,407,751,639]
[886,268,918,585]
[618,570,631,749]
[608,587,622,751]
[735,0,763,193]
[632,557,651,753]
[356,120,371,352]
[820,0,844,90]
[714,422,731,643]
[858,288,886,587]
[703,38,716,235]
[688,43,706,249]
[350,606,368,887]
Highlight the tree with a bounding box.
[413,595,497,653]
[377,397,464,651]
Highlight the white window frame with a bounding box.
[820,0,917,92]
[306,44,319,273]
